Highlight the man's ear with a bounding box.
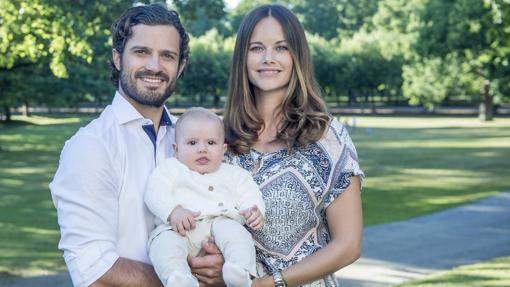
[112,49,121,71]
[223,143,227,153]
[172,143,178,154]
[177,59,187,79]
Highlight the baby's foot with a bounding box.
[222,261,252,287]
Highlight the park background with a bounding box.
[1,0,509,286]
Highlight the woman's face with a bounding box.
[247,17,293,97]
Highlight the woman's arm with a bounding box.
[253,176,363,287]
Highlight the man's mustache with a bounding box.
[134,70,169,82]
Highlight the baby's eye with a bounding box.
[208,140,216,145]
[188,140,196,145]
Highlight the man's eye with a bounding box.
[134,50,147,54]
[162,53,175,60]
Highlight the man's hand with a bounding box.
[169,205,201,235]
[239,205,264,230]
[187,237,225,287]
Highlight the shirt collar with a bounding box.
[112,91,173,127]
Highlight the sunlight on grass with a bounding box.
[1,115,509,277]
[340,116,510,129]
[396,256,510,287]
[399,168,480,176]
[420,192,497,206]
[10,115,85,125]
[2,167,49,175]
[17,226,60,236]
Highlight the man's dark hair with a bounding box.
[109,4,190,87]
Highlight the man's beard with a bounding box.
[119,67,177,108]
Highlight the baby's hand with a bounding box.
[239,205,264,230]
[169,205,201,236]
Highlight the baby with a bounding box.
[145,107,265,287]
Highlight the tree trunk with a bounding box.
[22,100,30,117]
[3,105,11,122]
[478,80,493,121]
[213,94,219,108]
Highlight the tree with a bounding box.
[170,0,227,36]
[414,0,510,120]
[175,30,233,108]
[292,0,380,39]
[372,0,510,120]
[227,0,273,35]
[0,0,130,121]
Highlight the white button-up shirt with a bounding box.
[49,92,176,287]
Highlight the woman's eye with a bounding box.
[250,46,264,52]
[276,45,288,51]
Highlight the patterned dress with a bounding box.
[225,118,364,287]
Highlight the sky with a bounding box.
[225,0,240,9]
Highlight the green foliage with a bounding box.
[171,0,228,36]
[373,0,510,112]
[309,31,403,105]
[2,0,509,118]
[402,55,480,109]
[174,30,234,107]
[293,0,380,39]
[0,0,130,119]
[0,0,92,76]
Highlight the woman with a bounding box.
[223,4,364,287]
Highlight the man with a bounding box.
[50,4,223,287]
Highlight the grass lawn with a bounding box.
[343,116,510,225]
[0,115,94,277]
[396,256,510,287]
[0,114,509,277]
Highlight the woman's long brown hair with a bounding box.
[223,4,330,154]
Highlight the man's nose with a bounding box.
[145,55,162,71]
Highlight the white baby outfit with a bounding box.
[145,157,265,287]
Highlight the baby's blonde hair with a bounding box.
[175,107,224,141]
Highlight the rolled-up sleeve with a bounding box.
[50,134,120,287]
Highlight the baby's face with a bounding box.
[173,117,226,174]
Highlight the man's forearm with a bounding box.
[91,257,163,287]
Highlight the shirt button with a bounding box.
[208,186,214,191]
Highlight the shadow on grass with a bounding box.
[1,116,509,274]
